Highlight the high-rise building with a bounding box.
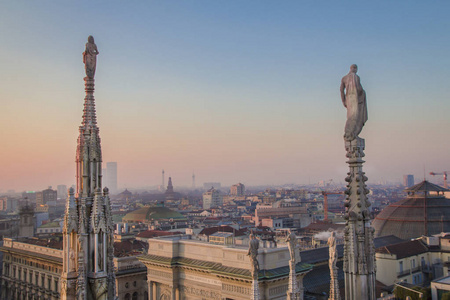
[230,182,245,196]
[61,36,116,299]
[203,187,222,209]
[36,187,57,206]
[403,174,414,187]
[104,162,118,193]
[57,184,68,199]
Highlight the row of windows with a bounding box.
[10,256,59,273]
[8,266,59,291]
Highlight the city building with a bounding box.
[373,181,450,240]
[203,187,223,209]
[57,185,68,200]
[0,237,63,299]
[376,233,450,289]
[139,234,312,300]
[0,216,19,239]
[375,239,428,287]
[18,204,35,238]
[36,221,62,237]
[230,183,245,196]
[105,162,118,194]
[35,187,57,206]
[254,201,312,228]
[0,197,18,212]
[0,237,148,299]
[403,174,415,188]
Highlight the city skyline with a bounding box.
[1,1,449,191]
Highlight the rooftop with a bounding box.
[376,239,428,259]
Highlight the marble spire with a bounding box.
[62,36,116,300]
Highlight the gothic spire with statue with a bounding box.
[340,64,376,300]
[61,36,116,300]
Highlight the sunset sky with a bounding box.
[1,1,449,191]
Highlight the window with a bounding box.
[411,259,416,268]
[48,278,52,289]
[54,279,58,291]
[132,292,138,300]
[124,293,131,300]
[399,261,403,273]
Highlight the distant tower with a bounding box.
[165,177,176,203]
[105,162,118,193]
[162,169,165,189]
[192,172,196,189]
[403,174,414,188]
[61,36,115,300]
[19,202,35,238]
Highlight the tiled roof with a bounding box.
[376,239,428,259]
[136,230,180,238]
[301,235,403,264]
[19,237,63,249]
[114,239,147,257]
[406,180,449,192]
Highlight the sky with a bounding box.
[1,1,449,191]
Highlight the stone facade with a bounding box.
[0,238,63,300]
[0,238,148,300]
[139,235,311,300]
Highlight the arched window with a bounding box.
[132,292,138,300]
[124,293,131,300]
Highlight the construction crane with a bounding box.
[429,171,448,189]
[322,191,345,221]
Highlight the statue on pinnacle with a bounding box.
[83,35,99,79]
[340,65,376,300]
[340,64,367,141]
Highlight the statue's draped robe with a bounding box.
[341,72,368,140]
[84,43,98,78]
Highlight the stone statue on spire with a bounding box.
[340,64,367,141]
[286,229,297,262]
[83,35,99,79]
[248,232,260,280]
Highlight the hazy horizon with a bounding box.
[1,2,449,192]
